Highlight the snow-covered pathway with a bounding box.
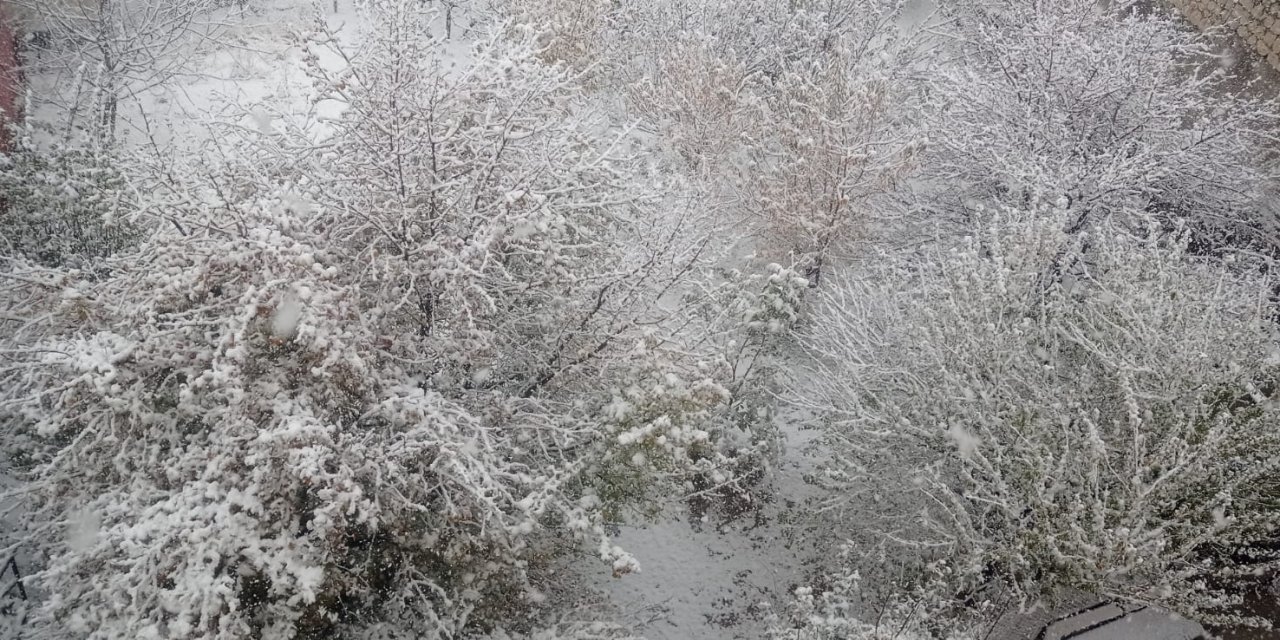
[589,409,827,640]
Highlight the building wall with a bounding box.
[0,3,19,151]
[1168,0,1280,72]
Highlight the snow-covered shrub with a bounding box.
[698,262,809,423]
[800,204,1280,624]
[614,0,928,278]
[662,262,810,519]
[766,554,978,640]
[624,33,756,171]
[0,4,784,638]
[737,3,924,279]
[922,0,1278,245]
[488,1,931,278]
[488,0,615,70]
[584,261,809,524]
[0,142,138,266]
[482,620,642,640]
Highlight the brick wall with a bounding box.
[0,4,19,151]
[1168,0,1280,72]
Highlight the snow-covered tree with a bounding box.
[598,0,930,281]
[766,560,979,640]
[798,203,1280,625]
[10,0,224,143]
[920,0,1278,248]
[0,4,786,638]
[490,0,612,69]
[734,2,924,283]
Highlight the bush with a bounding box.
[0,144,138,266]
[800,205,1280,624]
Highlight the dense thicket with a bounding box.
[2,0,1279,637]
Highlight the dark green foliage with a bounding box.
[0,145,138,266]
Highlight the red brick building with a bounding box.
[0,3,20,151]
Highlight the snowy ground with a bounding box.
[588,408,827,640]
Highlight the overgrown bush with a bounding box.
[800,205,1280,626]
[0,4,790,637]
[0,144,138,266]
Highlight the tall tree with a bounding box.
[919,0,1278,248]
[10,0,222,143]
[0,3,790,637]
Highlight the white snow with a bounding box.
[65,508,100,554]
[594,408,827,639]
[946,421,981,459]
[271,294,303,339]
